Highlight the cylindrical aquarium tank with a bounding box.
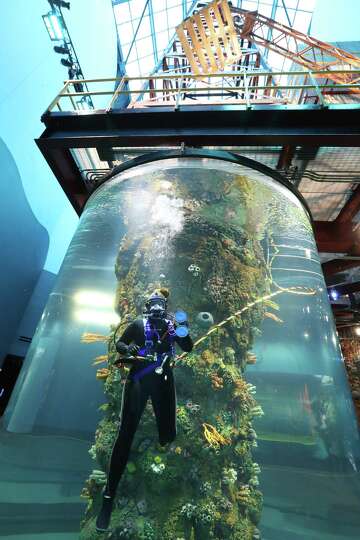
[1,150,360,540]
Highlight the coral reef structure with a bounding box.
[79,166,313,540]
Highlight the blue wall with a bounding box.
[0,138,49,365]
[0,1,119,371]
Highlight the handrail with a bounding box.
[61,83,360,96]
[43,68,360,114]
[62,68,360,82]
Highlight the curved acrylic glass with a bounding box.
[0,157,359,539]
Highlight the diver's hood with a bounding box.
[145,293,167,318]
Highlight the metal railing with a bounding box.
[44,69,360,114]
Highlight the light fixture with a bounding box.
[74,309,120,326]
[73,81,84,93]
[329,289,339,301]
[49,0,71,9]
[60,58,73,68]
[73,290,118,326]
[42,13,64,41]
[73,290,114,308]
[354,327,360,337]
[53,44,69,54]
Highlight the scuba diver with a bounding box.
[96,288,193,532]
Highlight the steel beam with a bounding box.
[235,7,360,91]
[336,184,360,224]
[148,0,158,65]
[280,0,292,27]
[264,0,278,60]
[183,0,187,20]
[36,137,87,215]
[327,281,360,296]
[322,259,360,277]
[40,106,360,148]
[37,106,360,215]
[124,0,150,65]
[313,220,360,254]
[276,144,295,169]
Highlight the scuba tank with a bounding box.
[174,310,189,338]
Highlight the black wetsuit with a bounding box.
[105,317,193,498]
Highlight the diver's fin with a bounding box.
[96,493,113,532]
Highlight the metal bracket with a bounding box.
[308,71,328,109]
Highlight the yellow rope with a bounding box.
[177,285,316,361]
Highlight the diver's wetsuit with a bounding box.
[105,317,193,498]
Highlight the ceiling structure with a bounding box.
[112,0,315,84]
[37,0,360,329]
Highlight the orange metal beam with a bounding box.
[336,184,360,224]
[314,220,360,255]
[322,259,360,277]
[235,8,360,93]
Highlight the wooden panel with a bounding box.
[202,9,226,70]
[176,24,200,75]
[221,0,241,57]
[176,0,242,75]
[184,19,209,71]
[193,13,218,72]
[212,1,235,63]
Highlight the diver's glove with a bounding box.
[115,341,140,356]
[115,340,129,355]
[128,344,140,356]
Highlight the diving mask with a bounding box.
[145,295,167,319]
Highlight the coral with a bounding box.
[232,378,255,406]
[264,311,283,323]
[236,484,252,505]
[202,423,230,448]
[222,467,238,485]
[224,347,235,364]
[96,368,110,380]
[200,481,212,495]
[81,333,109,343]
[200,349,217,367]
[196,312,214,328]
[176,406,193,433]
[140,522,156,540]
[249,405,264,418]
[181,502,197,520]
[211,373,224,390]
[246,353,257,365]
[92,355,108,366]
